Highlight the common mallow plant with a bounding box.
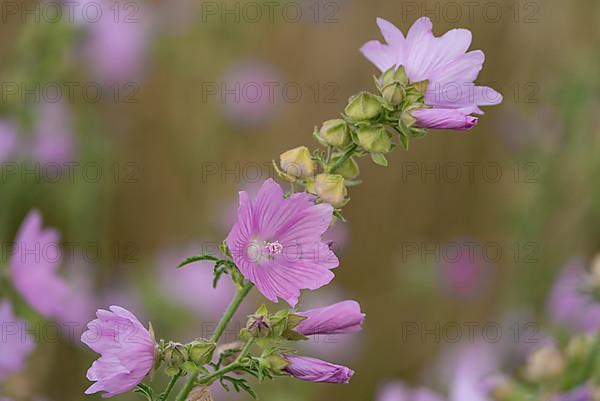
[62,15,501,400]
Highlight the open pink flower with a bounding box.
[9,210,69,319]
[226,179,339,307]
[296,300,365,336]
[283,355,354,384]
[360,17,502,130]
[81,306,156,398]
[0,300,35,380]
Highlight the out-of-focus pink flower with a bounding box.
[376,381,444,401]
[81,306,156,398]
[552,385,594,401]
[296,300,365,336]
[157,245,236,320]
[226,179,338,307]
[0,300,35,380]
[31,100,74,165]
[360,17,502,130]
[83,2,152,83]
[9,210,93,325]
[547,258,600,333]
[438,239,490,299]
[220,61,283,126]
[9,210,70,319]
[0,120,18,163]
[282,355,354,384]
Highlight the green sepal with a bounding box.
[177,254,219,268]
[371,153,388,167]
[134,383,155,401]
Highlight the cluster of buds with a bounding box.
[160,339,216,376]
[242,304,307,343]
[275,65,431,211]
[487,334,600,401]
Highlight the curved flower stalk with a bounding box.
[76,15,502,401]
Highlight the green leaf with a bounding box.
[177,254,220,268]
[398,132,409,150]
[134,383,154,401]
[371,153,388,167]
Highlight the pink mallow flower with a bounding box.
[360,17,502,130]
[296,300,365,336]
[81,306,157,398]
[9,210,69,319]
[226,179,339,307]
[0,300,35,380]
[282,355,354,384]
[547,258,600,333]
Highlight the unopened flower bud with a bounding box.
[188,339,216,366]
[247,313,272,338]
[163,342,188,376]
[280,146,315,179]
[381,66,408,86]
[336,157,359,180]
[356,126,392,154]
[319,119,351,148]
[382,81,405,104]
[524,345,564,382]
[344,92,381,122]
[313,174,347,208]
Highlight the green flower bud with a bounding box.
[262,354,290,372]
[163,342,188,375]
[336,157,360,180]
[188,339,216,366]
[400,110,417,128]
[344,92,381,122]
[313,174,347,208]
[381,66,409,86]
[356,126,392,154]
[319,119,351,148]
[382,81,405,105]
[280,146,315,179]
[245,304,271,338]
[565,334,593,362]
[524,345,564,382]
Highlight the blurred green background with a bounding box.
[0,0,599,400]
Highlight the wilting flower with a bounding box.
[81,306,157,397]
[9,210,69,319]
[360,17,502,130]
[376,381,444,401]
[226,179,339,307]
[0,119,18,163]
[0,300,35,380]
[547,258,600,333]
[296,300,365,336]
[282,355,354,384]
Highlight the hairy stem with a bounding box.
[161,371,183,401]
[197,338,256,386]
[328,143,358,173]
[175,281,254,401]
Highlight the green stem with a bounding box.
[328,144,358,173]
[197,338,256,386]
[174,281,254,401]
[161,371,183,401]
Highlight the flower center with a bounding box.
[264,240,283,256]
